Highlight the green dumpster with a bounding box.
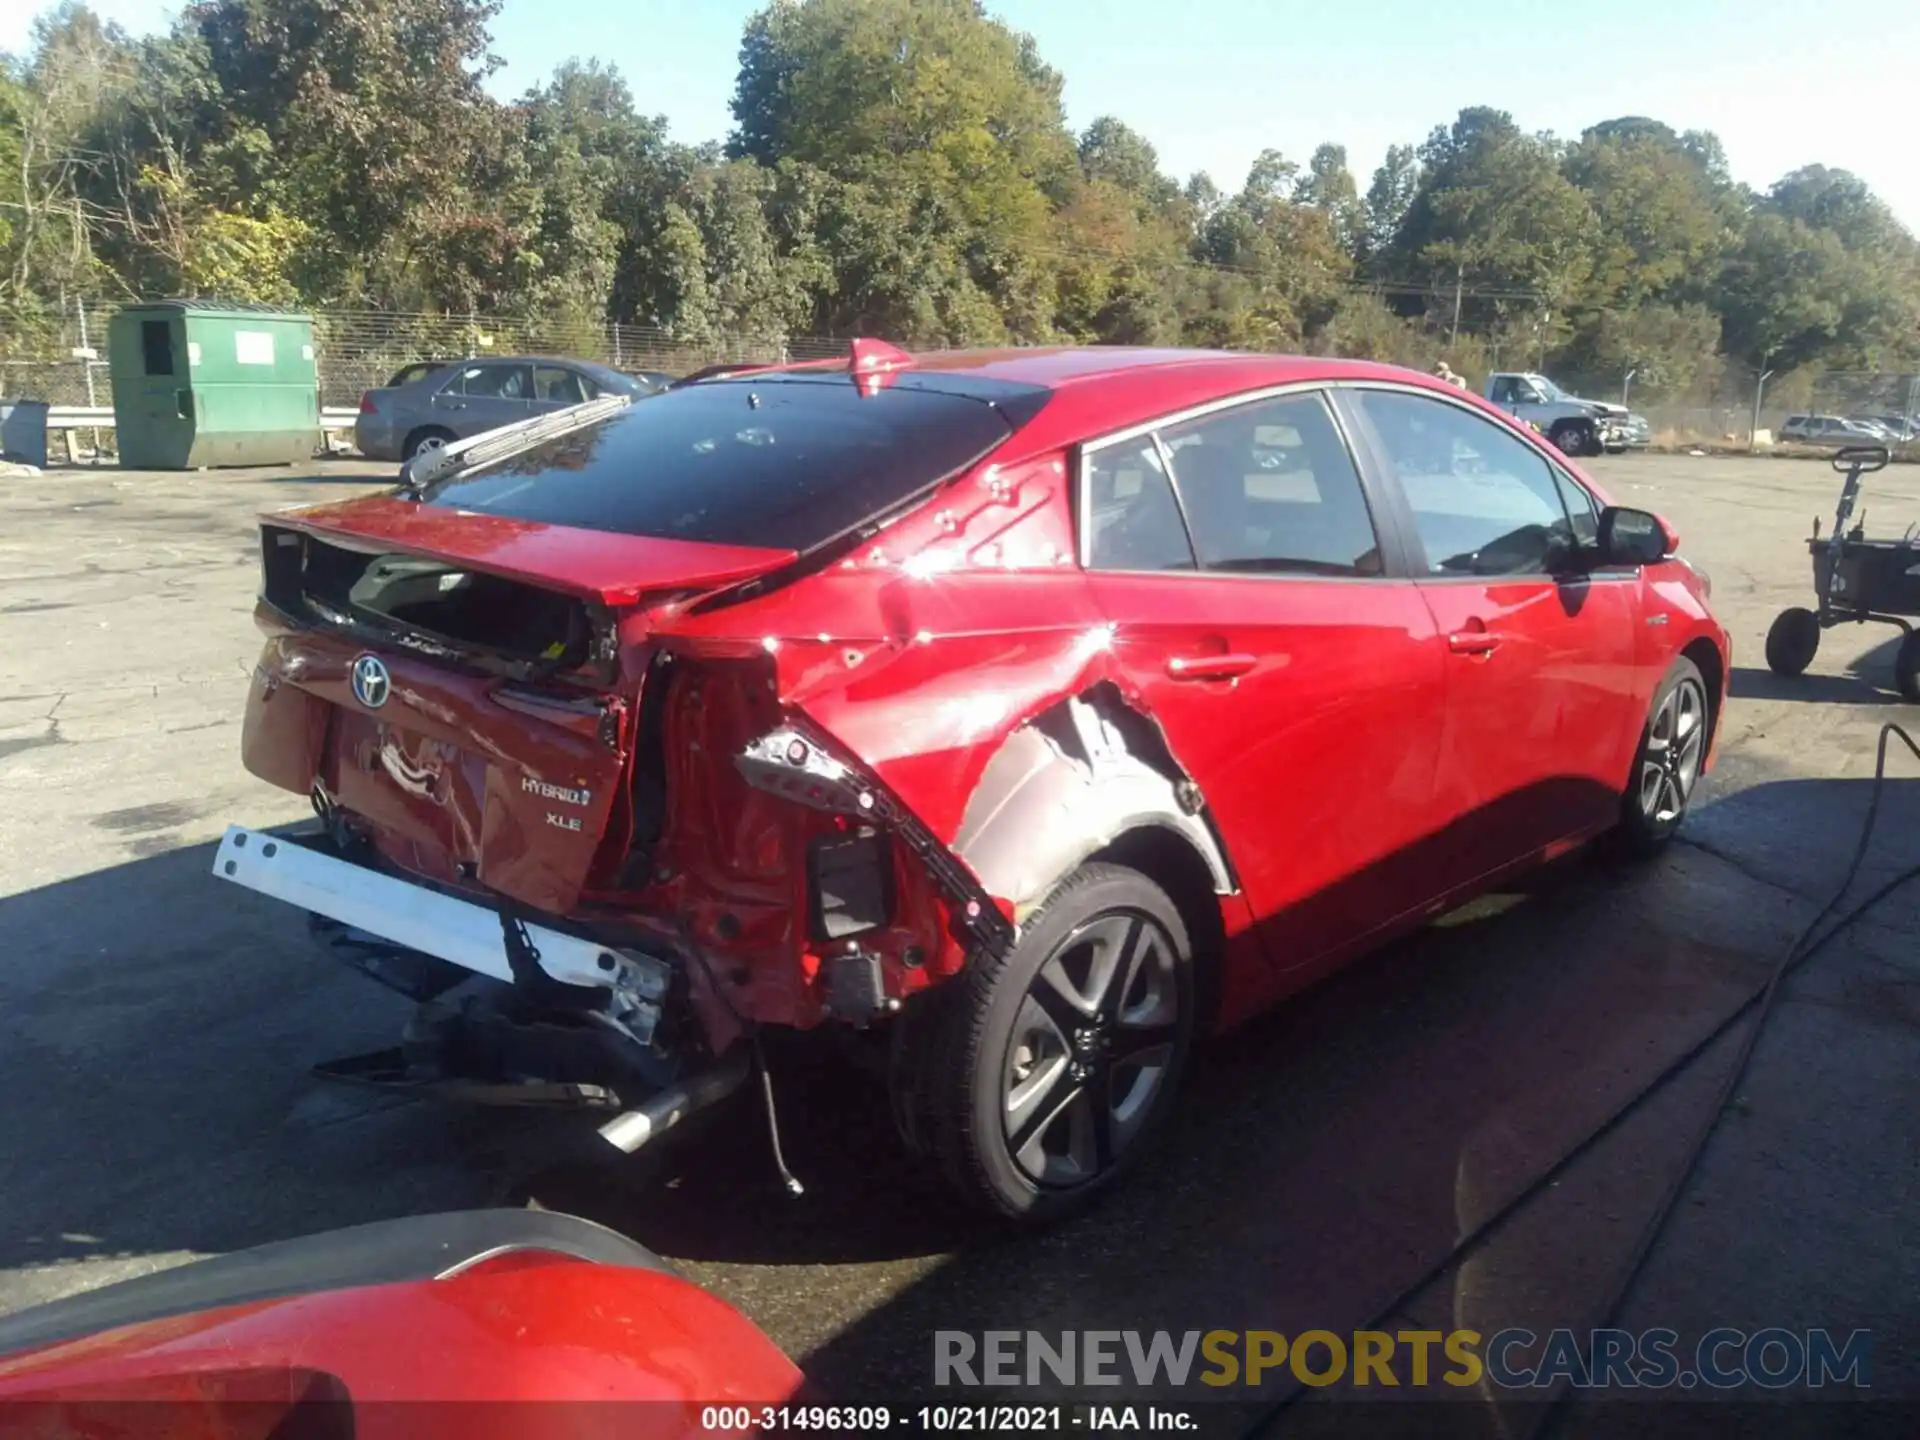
[108,301,322,468]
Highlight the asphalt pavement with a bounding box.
[0,451,1915,1436]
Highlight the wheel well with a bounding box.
[1682,636,1723,740]
[1090,826,1227,1033]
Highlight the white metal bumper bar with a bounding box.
[210,825,643,992]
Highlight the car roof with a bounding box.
[766,344,1446,399]
[709,343,1522,459]
[448,355,604,368]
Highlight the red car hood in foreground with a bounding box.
[0,1210,802,1439]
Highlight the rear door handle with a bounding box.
[1448,631,1502,655]
[1166,653,1257,681]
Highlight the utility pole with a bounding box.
[1751,363,1776,447]
[76,298,96,408]
[1450,264,1464,348]
[1623,368,1637,408]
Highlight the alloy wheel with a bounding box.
[1638,675,1707,825]
[1000,909,1182,1188]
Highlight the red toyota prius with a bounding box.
[217,344,1730,1223]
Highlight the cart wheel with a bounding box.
[1895,631,1920,704]
[1764,607,1821,677]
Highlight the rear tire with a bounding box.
[1895,630,1920,703]
[1614,656,1710,859]
[1764,607,1821,677]
[404,426,455,460]
[908,863,1196,1225]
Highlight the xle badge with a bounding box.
[545,812,582,832]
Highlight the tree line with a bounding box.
[5,0,1919,400]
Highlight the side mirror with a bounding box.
[1596,506,1674,566]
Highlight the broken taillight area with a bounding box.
[737,726,875,816]
[732,720,1014,960]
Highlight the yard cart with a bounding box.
[1765,445,1920,701]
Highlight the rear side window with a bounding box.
[1159,393,1381,576]
[448,364,532,400]
[418,376,1041,553]
[535,365,594,404]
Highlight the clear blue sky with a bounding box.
[13,0,1920,230]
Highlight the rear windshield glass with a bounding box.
[415,375,1046,553]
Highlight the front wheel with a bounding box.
[1765,607,1821,676]
[1615,657,1711,858]
[912,863,1196,1224]
[1549,420,1597,457]
[1895,630,1920,703]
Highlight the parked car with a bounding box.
[354,356,667,461]
[1870,414,1919,442]
[0,1209,805,1430]
[219,343,1729,1223]
[1780,414,1889,446]
[1483,371,1650,455]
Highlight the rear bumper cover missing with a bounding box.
[209,825,672,1040]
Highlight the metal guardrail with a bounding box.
[47,405,361,430]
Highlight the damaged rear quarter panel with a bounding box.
[665,449,1245,955]
[666,452,1115,840]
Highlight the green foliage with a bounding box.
[1360,144,1419,264]
[5,0,1919,399]
[1294,144,1363,257]
[1395,108,1599,331]
[1573,302,1725,399]
[1078,117,1178,208]
[1565,120,1731,310]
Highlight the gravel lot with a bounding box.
[1,451,1916,1433]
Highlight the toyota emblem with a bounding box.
[350,654,391,710]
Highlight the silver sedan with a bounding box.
[354,357,667,462]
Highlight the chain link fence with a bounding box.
[4,298,1916,452]
[1803,372,1920,437]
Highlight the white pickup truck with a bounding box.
[1484,372,1651,457]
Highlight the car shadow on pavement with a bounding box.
[1,772,1915,1402]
